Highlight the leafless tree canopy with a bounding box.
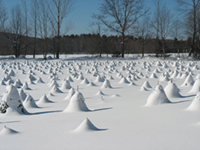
[93,0,148,57]
[48,0,74,58]
[175,0,200,57]
[0,0,7,31]
[133,15,152,57]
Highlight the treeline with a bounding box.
[0,32,189,57]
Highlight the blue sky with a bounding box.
[4,0,177,35]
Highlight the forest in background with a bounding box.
[0,32,189,58]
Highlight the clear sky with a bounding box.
[3,0,178,36]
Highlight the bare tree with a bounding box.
[38,0,51,60]
[152,0,173,58]
[176,0,200,57]
[0,0,7,31]
[152,0,161,57]
[171,19,184,40]
[171,19,184,57]
[133,16,152,57]
[30,0,39,58]
[9,4,25,58]
[93,0,148,58]
[48,0,74,59]
[21,0,29,55]
[89,21,105,57]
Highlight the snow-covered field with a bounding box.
[0,54,200,150]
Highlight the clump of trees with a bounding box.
[0,0,74,59]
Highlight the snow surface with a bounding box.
[0,55,200,150]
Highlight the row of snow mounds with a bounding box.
[144,80,184,107]
[0,73,45,89]
[143,78,200,110]
[0,84,56,116]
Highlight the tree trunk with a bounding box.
[122,33,125,58]
[156,37,159,57]
[56,37,60,59]
[162,39,166,59]
[44,38,47,60]
[15,46,18,58]
[142,40,145,58]
[189,3,197,57]
[56,5,60,59]
[33,37,36,58]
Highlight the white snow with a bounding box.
[0,54,200,150]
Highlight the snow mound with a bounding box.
[73,118,104,132]
[186,93,200,111]
[195,74,200,80]
[37,94,53,104]
[140,86,148,91]
[129,81,136,86]
[67,76,74,82]
[0,126,19,135]
[180,72,189,79]
[22,82,30,90]
[63,91,90,112]
[64,87,75,100]
[0,80,6,85]
[87,81,96,86]
[77,74,84,80]
[159,75,170,82]
[80,78,90,84]
[8,69,15,76]
[23,94,39,108]
[47,92,54,97]
[149,73,158,79]
[101,79,112,89]
[49,80,59,88]
[164,81,182,98]
[110,94,120,98]
[35,77,44,83]
[144,85,171,107]
[18,88,27,101]
[94,75,104,82]
[25,74,36,84]
[142,81,152,88]
[50,85,63,93]
[170,70,179,78]
[181,74,194,87]
[188,78,200,93]
[60,80,71,90]
[107,75,114,80]
[118,77,130,84]
[95,90,106,96]
[13,80,22,88]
